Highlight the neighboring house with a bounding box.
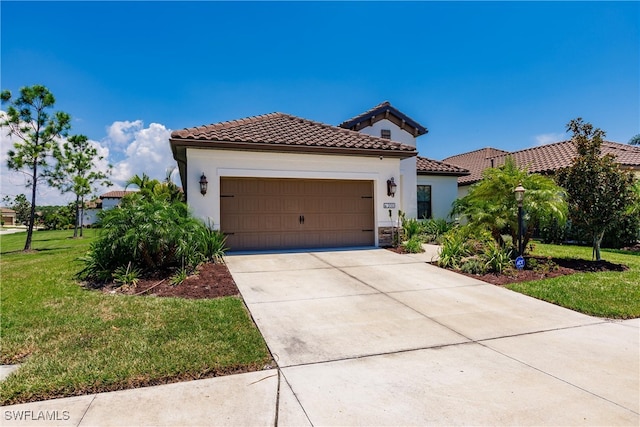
[82,191,137,226]
[1,208,17,226]
[444,141,640,198]
[169,102,468,251]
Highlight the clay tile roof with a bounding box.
[416,156,470,176]
[170,112,417,156]
[443,147,511,184]
[338,101,428,136]
[444,141,640,185]
[100,190,137,199]
[1,207,16,214]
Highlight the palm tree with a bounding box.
[452,157,567,253]
[125,171,183,203]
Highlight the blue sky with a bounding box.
[1,1,639,204]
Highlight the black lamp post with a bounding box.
[514,183,526,257]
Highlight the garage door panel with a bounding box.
[220,178,374,251]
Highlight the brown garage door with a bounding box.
[220,178,375,251]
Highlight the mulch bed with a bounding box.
[99,250,631,299]
[102,263,240,299]
[450,256,628,286]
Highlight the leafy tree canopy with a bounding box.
[557,118,639,260]
[452,156,567,253]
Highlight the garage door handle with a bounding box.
[299,215,305,224]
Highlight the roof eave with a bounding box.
[169,138,418,159]
[418,170,470,177]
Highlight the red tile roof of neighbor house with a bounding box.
[100,190,137,199]
[339,101,428,137]
[416,156,470,176]
[443,141,640,185]
[170,112,418,157]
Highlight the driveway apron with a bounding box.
[227,248,639,426]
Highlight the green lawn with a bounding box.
[507,242,640,319]
[0,229,271,405]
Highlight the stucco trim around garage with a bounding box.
[185,148,405,248]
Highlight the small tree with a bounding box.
[1,85,71,250]
[48,134,112,237]
[452,156,567,253]
[557,118,638,260]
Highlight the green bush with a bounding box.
[438,226,475,269]
[402,236,424,253]
[482,241,513,274]
[421,218,453,243]
[402,217,422,240]
[78,195,227,284]
[439,226,513,274]
[459,256,488,275]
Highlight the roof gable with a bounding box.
[338,101,428,137]
[170,112,417,157]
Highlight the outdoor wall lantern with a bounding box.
[199,173,208,196]
[514,183,526,257]
[387,177,397,197]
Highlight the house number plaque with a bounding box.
[383,203,396,208]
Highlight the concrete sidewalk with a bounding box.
[2,248,638,426]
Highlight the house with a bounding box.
[169,102,468,251]
[444,141,640,198]
[82,191,137,226]
[1,208,17,226]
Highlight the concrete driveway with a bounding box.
[227,248,639,426]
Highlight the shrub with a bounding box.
[78,195,227,284]
[113,262,141,289]
[421,218,453,244]
[482,241,512,274]
[402,236,424,253]
[459,256,487,275]
[402,217,422,240]
[438,226,475,269]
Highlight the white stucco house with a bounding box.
[82,191,137,226]
[170,102,468,251]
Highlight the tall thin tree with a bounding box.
[1,85,71,250]
[49,134,112,237]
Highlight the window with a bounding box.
[417,185,432,219]
[380,129,391,139]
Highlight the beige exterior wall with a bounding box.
[416,175,460,220]
[355,118,418,218]
[186,148,408,247]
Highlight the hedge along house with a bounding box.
[170,102,468,251]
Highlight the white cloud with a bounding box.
[1,111,177,206]
[534,132,565,146]
[106,120,143,146]
[109,122,175,186]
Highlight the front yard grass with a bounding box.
[507,242,640,319]
[0,229,271,405]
